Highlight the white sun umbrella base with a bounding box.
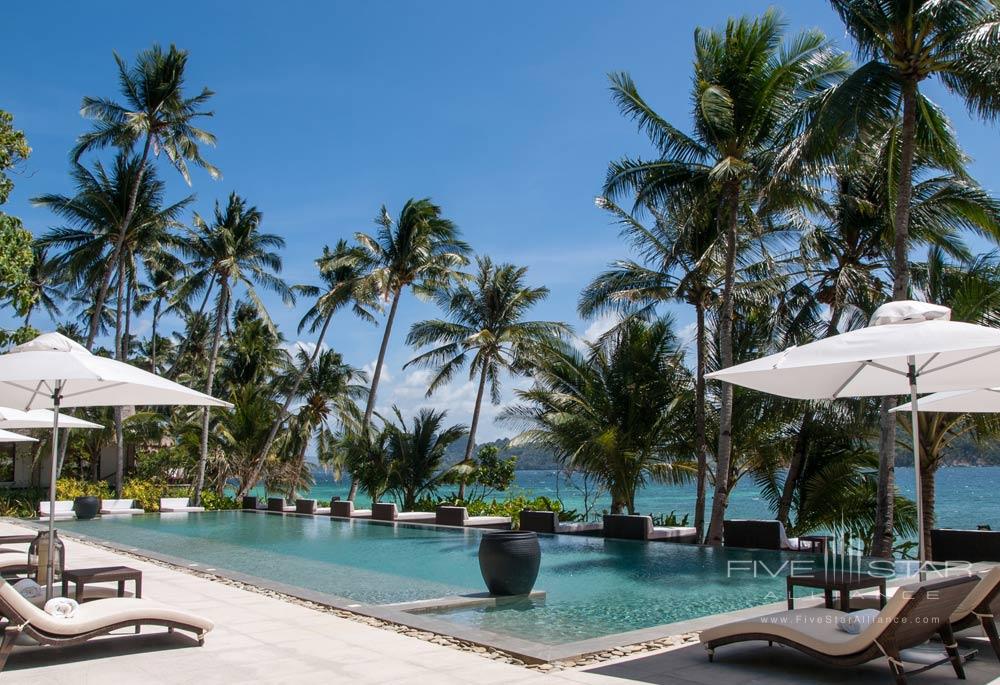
[0,332,231,599]
[706,301,1000,570]
[0,429,36,443]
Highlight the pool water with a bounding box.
[57,512,859,645]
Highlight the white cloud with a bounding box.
[363,359,392,383]
[283,340,329,358]
[572,311,622,351]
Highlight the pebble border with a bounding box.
[68,535,699,671]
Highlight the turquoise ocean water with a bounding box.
[257,465,1000,530]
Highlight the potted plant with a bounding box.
[73,496,100,520]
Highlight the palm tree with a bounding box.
[133,265,186,374]
[277,348,367,501]
[346,198,469,499]
[386,408,467,510]
[35,154,190,490]
[580,195,722,539]
[179,192,292,503]
[72,43,218,350]
[819,1,1000,556]
[238,240,377,498]
[603,10,849,543]
[405,256,567,499]
[900,250,1000,556]
[504,318,694,514]
[16,246,64,327]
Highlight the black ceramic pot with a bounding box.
[73,496,100,520]
[478,530,541,596]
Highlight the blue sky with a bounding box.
[4,1,1000,440]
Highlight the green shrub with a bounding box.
[0,487,45,518]
[55,478,113,500]
[415,492,575,527]
[198,490,238,511]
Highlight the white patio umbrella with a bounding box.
[705,300,1000,570]
[0,407,102,430]
[0,332,231,597]
[0,429,37,443]
[894,388,1000,414]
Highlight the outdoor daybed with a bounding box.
[722,519,819,552]
[99,499,144,515]
[435,506,511,529]
[931,528,1000,563]
[158,497,205,513]
[603,514,697,542]
[371,502,435,524]
[294,499,330,515]
[519,510,602,535]
[329,501,372,519]
[0,579,213,672]
[37,501,74,521]
[266,497,296,513]
[700,575,978,684]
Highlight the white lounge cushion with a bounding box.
[315,507,331,515]
[466,516,511,527]
[159,497,193,509]
[38,501,74,519]
[0,582,213,636]
[395,512,435,521]
[25,584,134,608]
[649,526,698,540]
[160,506,205,513]
[100,500,144,515]
[350,509,372,518]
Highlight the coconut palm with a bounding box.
[504,318,694,514]
[273,348,367,501]
[405,256,567,499]
[344,198,469,499]
[179,192,292,503]
[386,408,467,510]
[15,246,64,327]
[133,265,186,374]
[603,10,849,542]
[238,239,378,498]
[72,44,218,350]
[580,195,723,539]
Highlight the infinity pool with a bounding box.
[57,511,828,645]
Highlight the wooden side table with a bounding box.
[787,571,886,611]
[61,566,142,602]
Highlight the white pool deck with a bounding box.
[3,519,1000,685]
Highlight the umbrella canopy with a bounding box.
[0,332,231,409]
[0,429,36,443]
[706,301,1000,571]
[0,407,102,429]
[894,388,1000,413]
[0,332,231,599]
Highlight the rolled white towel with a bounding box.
[43,597,78,619]
[13,578,43,600]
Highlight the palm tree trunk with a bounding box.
[348,288,401,501]
[458,364,489,501]
[872,79,918,558]
[693,298,709,542]
[85,134,152,351]
[921,458,936,560]
[194,280,229,506]
[151,299,160,373]
[776,306,843,525]
[238,309,336,498]
[706,181,740,545]
[114,270,126,496]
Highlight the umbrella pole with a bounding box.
[907,357,926,581]
[45,381,62,601]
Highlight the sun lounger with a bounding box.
[701,575,978,684]
[158,497,205,513]
[241,496,265,510]
[603,514,697,542]
[0,578,212,672]
[723,519,817,551]
[99,499,144,515]
[519,510,602,535]
[435,506,511,530]
[329,501,372,518]
[38,501,74,521]
[371,502,435,524]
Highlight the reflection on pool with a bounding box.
[56,511,859,645]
